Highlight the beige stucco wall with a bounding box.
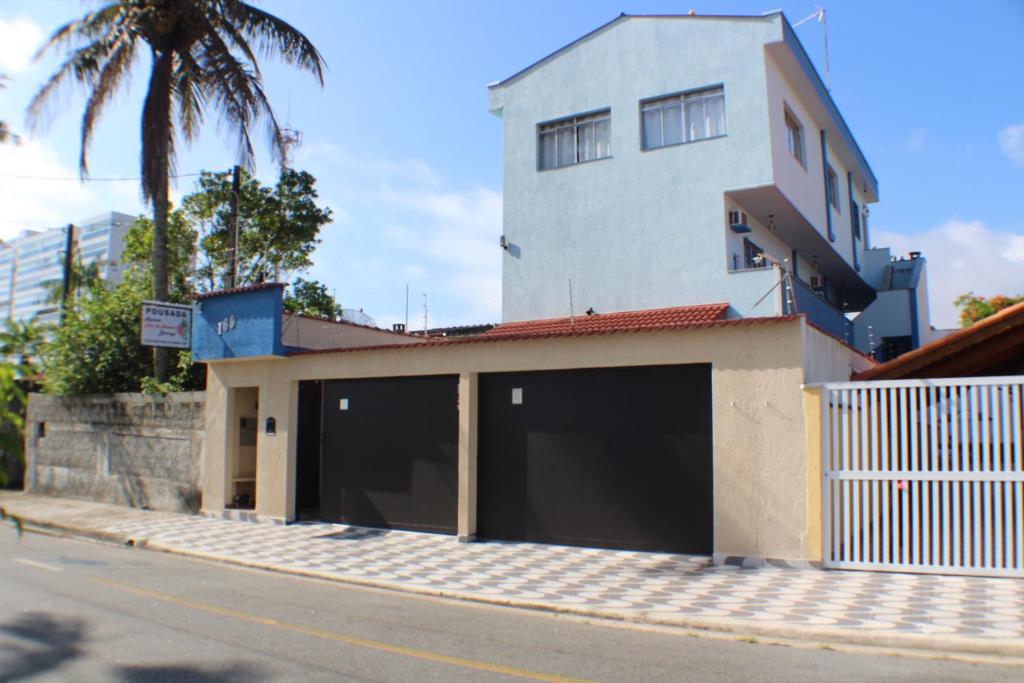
[281,314,419,350]
[201,317,866,561]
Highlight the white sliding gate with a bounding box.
[821,377,1024,577]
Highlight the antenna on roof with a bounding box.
[793,6,831,91]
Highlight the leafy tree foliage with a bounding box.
[29,0,325,381]
[185,168,332,291]
[954,292,1024,328]
[123,211,199,300]
[284,277,343,320]
[42,216,203,395]
[0,319,48,379]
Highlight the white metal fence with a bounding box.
[821,377,1024,577]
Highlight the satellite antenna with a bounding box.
[340,308,377,327]
[793,6,831,91]
[279,90,303,168]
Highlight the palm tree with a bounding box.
[28,0,325,380]
[0,75,20,145]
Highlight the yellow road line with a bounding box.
[93,577,589,683]
[14,558,63,572]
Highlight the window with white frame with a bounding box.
[826,165,841,212]
[641,87,725,150]
[538,110,611,170]
[784,108,805,166]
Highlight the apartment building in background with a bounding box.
[0,211,135,326]
[489,12,930,358]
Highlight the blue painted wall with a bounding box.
[192,285,285,361]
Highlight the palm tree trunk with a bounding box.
[146,50,174,383]
[152,161,171,383]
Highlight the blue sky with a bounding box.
[0,0,1022,329]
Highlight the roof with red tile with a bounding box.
[853,300,1024,380]
[480,303,730,339]
[285,304,812,358]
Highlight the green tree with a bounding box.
[954,292,1024,328]
[44,215,203,395]
[42,276,153,395]
[184,168,332,291]
[122,211,198,300]
[0,319,48,379]
[0,364,25,531]
[284,277,343,320]
[29,0,325,382]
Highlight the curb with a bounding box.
[12,516,1024,662]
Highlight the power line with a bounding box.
[0,172,202,182]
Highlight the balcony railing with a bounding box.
[785,275,854,344]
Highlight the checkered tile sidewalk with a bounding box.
[95,513,1024,641]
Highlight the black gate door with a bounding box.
[320,375,458,534]
[295,380,323,519]
[478,364,713,553]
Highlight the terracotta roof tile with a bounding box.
[481,303,730,339]
[284,310,802,358]
[852,300,1024,380]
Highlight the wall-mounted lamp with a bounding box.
[499,235,509,250]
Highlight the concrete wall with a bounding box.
[201,317,869,563]
[281,314,420,350]
[192,285,285,360]
[25,392,205,513]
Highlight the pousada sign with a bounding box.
[141,301,192,349]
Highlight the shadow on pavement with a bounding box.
[115,663,267,682]
[0,611,87,682]
[315,527,391,541]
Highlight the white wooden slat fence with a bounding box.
[821,377,1024,577]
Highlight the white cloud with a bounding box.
[998,123,1024,167]
[0,137,148,238]
[907,128,926,152]
[0,16,44,74]
[291,142,502,327]
[874,219,1024,329]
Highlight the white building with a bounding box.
[0,211,135,326]
[488,12,929,358]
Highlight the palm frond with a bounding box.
[172,52,207,145]
[80,37,138,175]
[193,26,281,170]
[233,2,326,84]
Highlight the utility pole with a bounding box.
[227,164,241,288]
[60,223,74,322]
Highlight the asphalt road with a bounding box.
[0,528,1020,682]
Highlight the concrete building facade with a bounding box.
[0,211,134,326]
[488,13,928,358]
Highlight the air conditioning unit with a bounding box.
[727,210,751,234]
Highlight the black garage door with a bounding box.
[478,364,712,554]
[320,375,458,534]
